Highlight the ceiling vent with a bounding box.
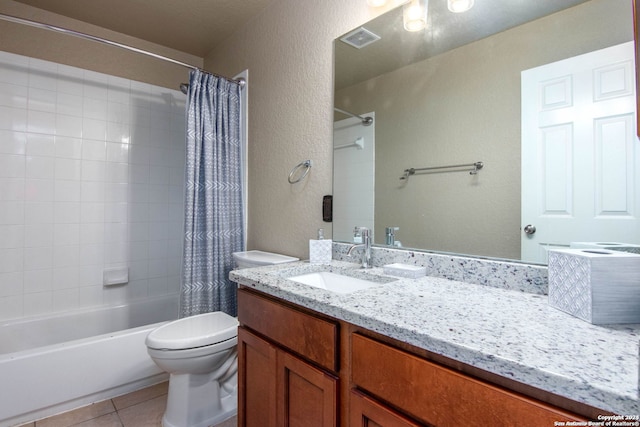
[340,27,381,49]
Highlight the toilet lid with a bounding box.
[146,311,239,350]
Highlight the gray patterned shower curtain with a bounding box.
[180,69,244,317]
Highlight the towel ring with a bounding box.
[288,160,312,184]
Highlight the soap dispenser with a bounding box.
[385,227,399,246]
[309,228,332,265]
[353,226,363,244]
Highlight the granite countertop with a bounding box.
[230,260,640,416]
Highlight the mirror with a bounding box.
[333,0,638,264]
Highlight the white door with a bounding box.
[521,42,639,264]
[333,113,375,242]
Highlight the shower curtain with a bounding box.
[181,69,244,317]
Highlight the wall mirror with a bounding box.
[333,0,638,264]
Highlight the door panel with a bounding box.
[521,41,638,263]
[238,327,277,427]
[277,350,338,427]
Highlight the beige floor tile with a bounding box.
[74,412,123,427]
[112,382,169,411]
[117,395,166,427]
[36,400,116,427]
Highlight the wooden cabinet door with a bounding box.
[350,390,423,427]
[277,349,338,427]
[238,326,277,427]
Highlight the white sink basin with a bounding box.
[288,271,384,294]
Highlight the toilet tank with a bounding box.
[232,250,299,269]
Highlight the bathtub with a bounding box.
[0,295,179,426]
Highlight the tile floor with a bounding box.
[17,382,237,427]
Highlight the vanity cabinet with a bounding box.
[237,288,338,427]
[237,286,599,427]
[350,333,588,426]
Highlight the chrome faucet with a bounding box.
[347,227,372,269]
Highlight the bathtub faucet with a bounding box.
[347,227,372,269]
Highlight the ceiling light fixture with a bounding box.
[403,0,428,32]
[447,0,474,13]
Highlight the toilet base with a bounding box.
[162,396,236,427]
[162,372,237,427]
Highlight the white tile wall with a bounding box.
[0,51,186,321]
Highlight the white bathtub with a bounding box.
[0,295,179,426]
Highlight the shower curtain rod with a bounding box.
[334,107,373,126]
[0,12,245,88]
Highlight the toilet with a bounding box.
[146,250,298,427]
[231,250,299,269]
[146,312,239,427]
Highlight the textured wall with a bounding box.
[206,0,633,261]
[8,0,629,263]
[335,0,633,260]
[204,0,391,259]
[0,0,201,90]
[0,0,387,261]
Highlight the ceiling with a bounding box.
[11,0,275,57]
[335,0,590,90]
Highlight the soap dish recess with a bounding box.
[383,263,426,279]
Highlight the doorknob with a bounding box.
[523,224,536,235]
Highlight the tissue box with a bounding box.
[309,239,332,265]
[570,242,640,255]
[548,249,640,324]
[383,263,426,279]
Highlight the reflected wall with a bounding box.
[335,0,632,260]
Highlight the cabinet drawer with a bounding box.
[351,334,586,427]
[238,288,338,371]
[350,389,422,427]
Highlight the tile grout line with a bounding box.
[28,381,236,427]
[29,382,169,427]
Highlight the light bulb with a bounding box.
[447,0,474,13]
[403,0,427,32]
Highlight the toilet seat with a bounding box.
[146,311,238,350]
[147,337,237,361]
